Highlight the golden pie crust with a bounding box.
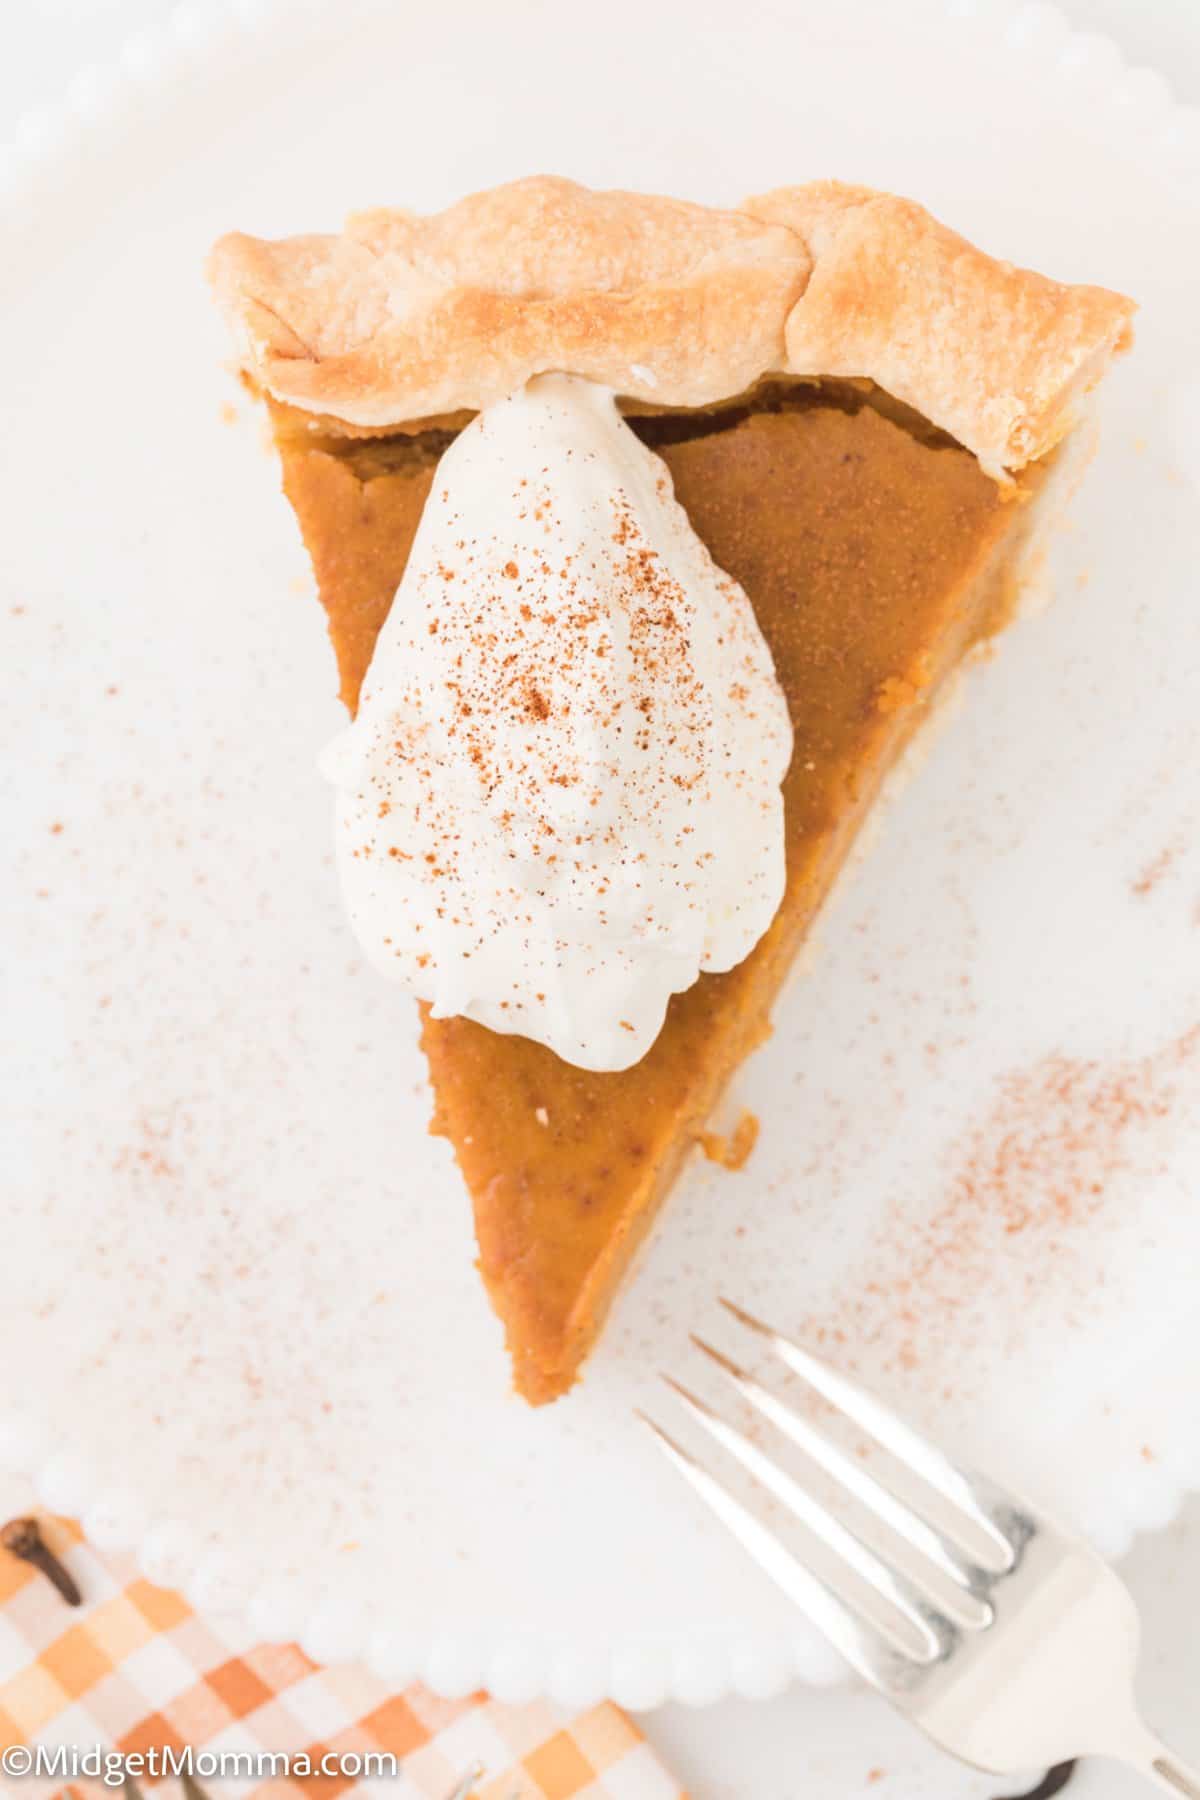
[209,175,1133,477]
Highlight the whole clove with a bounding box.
[0,1516,82,1606]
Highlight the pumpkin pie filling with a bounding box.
[267,380,1047,1402]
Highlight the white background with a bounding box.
[4,4,1198,1796]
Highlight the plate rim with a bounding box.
[3,0,1200,1708]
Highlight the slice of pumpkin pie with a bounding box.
[209,176,1133,1403]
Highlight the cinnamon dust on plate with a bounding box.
[1130,842,1181,899]
[805,1025,1200,1382]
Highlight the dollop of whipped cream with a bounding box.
[320,373,792,1072]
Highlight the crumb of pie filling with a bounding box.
[698,1109,760,1171]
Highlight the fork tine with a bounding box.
[638,1410,912,1689]
[660,1377,959,1665]
[691,1335,992,1617]
[719,1299,1014,1572]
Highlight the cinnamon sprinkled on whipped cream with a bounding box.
[320,374,792,1071]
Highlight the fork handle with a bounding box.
[1115,1722,1200,1797]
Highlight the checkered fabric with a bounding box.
[0,1519,683,1800]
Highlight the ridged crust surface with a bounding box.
[210,175,1134,477]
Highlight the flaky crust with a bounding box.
[208,175,1133,478]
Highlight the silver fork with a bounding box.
[642,1299,1200,1796]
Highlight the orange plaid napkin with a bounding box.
[0,1518,684,1800]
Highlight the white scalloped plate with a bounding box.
[3,0,1200,1710]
